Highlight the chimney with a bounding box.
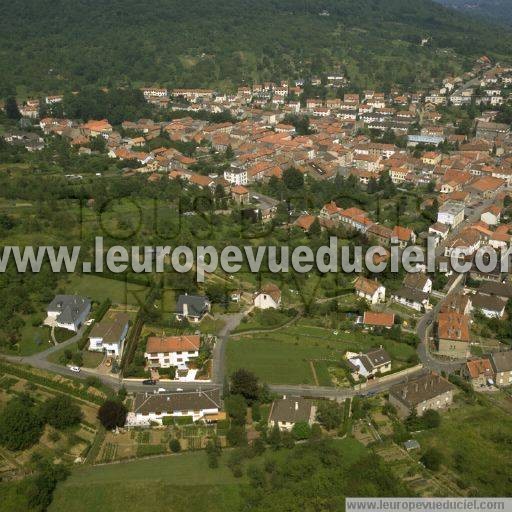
[183,303,188,317]
[295,401,299,411]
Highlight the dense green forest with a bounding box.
[435,0,512,26]
[1,0,512,96]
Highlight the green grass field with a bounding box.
[63,274,148,306]
[48,438,366,512]
[227,321,415,386]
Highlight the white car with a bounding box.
[156,387,166,393]
[176,388,184,392]
[67,365,81,373]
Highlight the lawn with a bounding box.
[50,451,246,512]
[46,342,105,368]
[415,400,512,496]
[63,274,149,306]
[227,321,416,386]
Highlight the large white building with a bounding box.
[437,201,465,228]
[127,388,222,426]
[145,335,200,369]
[224,166,248,186]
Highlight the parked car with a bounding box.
[156,387,166,393]
[67,365,81,373]
[142,379,156,385]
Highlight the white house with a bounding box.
[346,347,392,381]
[437,201,465,228]
[88,311,129,357]
[403,273,433,294]
[45,295,91,332]
[481,205,501,226]
[254,283,282,309]
[391,286,430,312]
[354,276,386,304]
[127,388,222,426]
[145,335,200,369]
[471,293,506,319]
[224,166,248,186]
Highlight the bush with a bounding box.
[291,421,311,440]
[169,439,181,453]
[421,447,443,471]
[316,401,344,430]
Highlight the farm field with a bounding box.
[227,321,416,386]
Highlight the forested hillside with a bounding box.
[1,0,512,95]
[435,0,512,26]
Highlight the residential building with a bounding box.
[88,311,130,357]
[362,311,395,330]
[254,283,282,309]
[354,276,386,304]
[175,295,211,323]
[471,293,506,318]
[437,201,465,228]
[144,334,200,369]
[127,388,222,426]
[268,397,316,431]
[388,372,455,418]
[45,295,91,332]
[489,351,512,387]
[390,286,429,312]
[437,311,471,358]
[462,358,494,387]
[346,347,392,380]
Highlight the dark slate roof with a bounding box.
[133,388,221,415]
[47,295,91,324]
[479,281,512,299]
[392,286,429,303]
[490,351,512,373]
[390,372,455,408]
[471,293,506,312]
[269,397,313,424]
[176,294,210,317]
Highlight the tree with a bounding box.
[225,394,247,425]
[4,96,21,120]
[169,439,181,453]
[421,447,443,471]
[268,424,282,450]
[227,425,247,447]
[316,401,343,430]
[97,400,127,430]
[41,395,83,430]
[282,167,304,190]
[230,369,260,403]
[26,460,70,512]
[308,218,321,238]
[0,397,43,451]
[206,439,221,468]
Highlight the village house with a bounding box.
[88,311,130,357]
[462,358,494,387]
[254,283,282,309]
[437,201,465,228]
[45,295,91,332]
[437,311,471,358]
[231,185,250,205]
[389,372,455,418]
[268,396,316,432]
[489,351,512,387]
[390,286,430,312]
[144,334,200,369]
[175,295,211,323]
[345,346,391,381]
[354,276,386,304]
[403,273,432,294]
[362,311,395,330]
[127,388,222,426]
[471,293,506,319]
